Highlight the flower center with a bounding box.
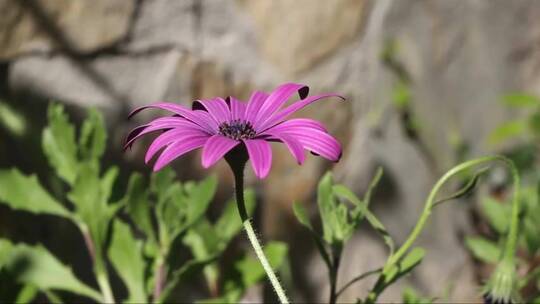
[219,120,256,140]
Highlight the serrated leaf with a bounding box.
[79,108,106,165]
[109,220,147,303]
[0,169,71,218]
[465,237,501,263]
[123,173,154,239]
[488,120,527,145]
[68,164,116,270]
[482,197,510,234]
[42,104,78,185]
[502,93,540,108]
[1,239,102,301]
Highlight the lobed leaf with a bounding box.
[42,104,78,185]
[0,169,71,219]
[109,220,147,303]
[0,239,102,301]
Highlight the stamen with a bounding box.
[219,120,256,140]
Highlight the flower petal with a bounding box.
[264,131,305,165]
[201,135,240,168]
[124,117,205,149]
[258,93,345,132]
[253,83,309,130]
[226,97,247,121]
[244,139,273,179]
[192,98,231,124]
[245,91,269,124]
[153,135,209,171]
[262,118,328,134]
[145,128,209,163]
[274,128,341,162]
[128,102,218,133]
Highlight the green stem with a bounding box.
[229,159,290,304]
[368,155,520,303]
[96,271,115,304]
[329,245,342,304]
[80,224,115,304]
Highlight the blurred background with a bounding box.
[1,0,540,302]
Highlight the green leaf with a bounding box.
[465,237,501,263]
[79,108,106,165]
[482,197,511,234]
[123,173,154,239]
[392,81,411,109]
[528,111,540,137]
[434,167,489,206]
[402,286,432,304]
[214,190,256,243]
[292,202,313,229]
[317,172,353,245]
[237,241,288,287]
[488,120,528,145]
[159,257,217,303]
[292,202,332,270]
[185,175,217,227]
[220,241,288,303]
[0,169,71,218]
[384,247,425,285]
[109,220,147,303]
[332,184,394,254]
[363,167,383,208]
[0,101,26,137]
[1,239,102,301]
[502,93,539,108]
[68,164,116,270]
[42,104,78,185]
[14,285,38,303]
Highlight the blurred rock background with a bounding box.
[1,0,539,302]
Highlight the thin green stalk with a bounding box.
[329,245,342,304]
[368,155,520,303]
[229,156,289,304]
[81,224,115,304]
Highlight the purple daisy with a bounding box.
[125,82,344,178]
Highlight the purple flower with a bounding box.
[125,83,344,178]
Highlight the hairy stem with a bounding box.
[229,159,289,304]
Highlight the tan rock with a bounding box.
[0,0,133,59]
[238,0,366,75]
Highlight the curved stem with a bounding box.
[230,161,290,304]
[336,268,381,298]
[367,155,520,303]
[385,155,519,270]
